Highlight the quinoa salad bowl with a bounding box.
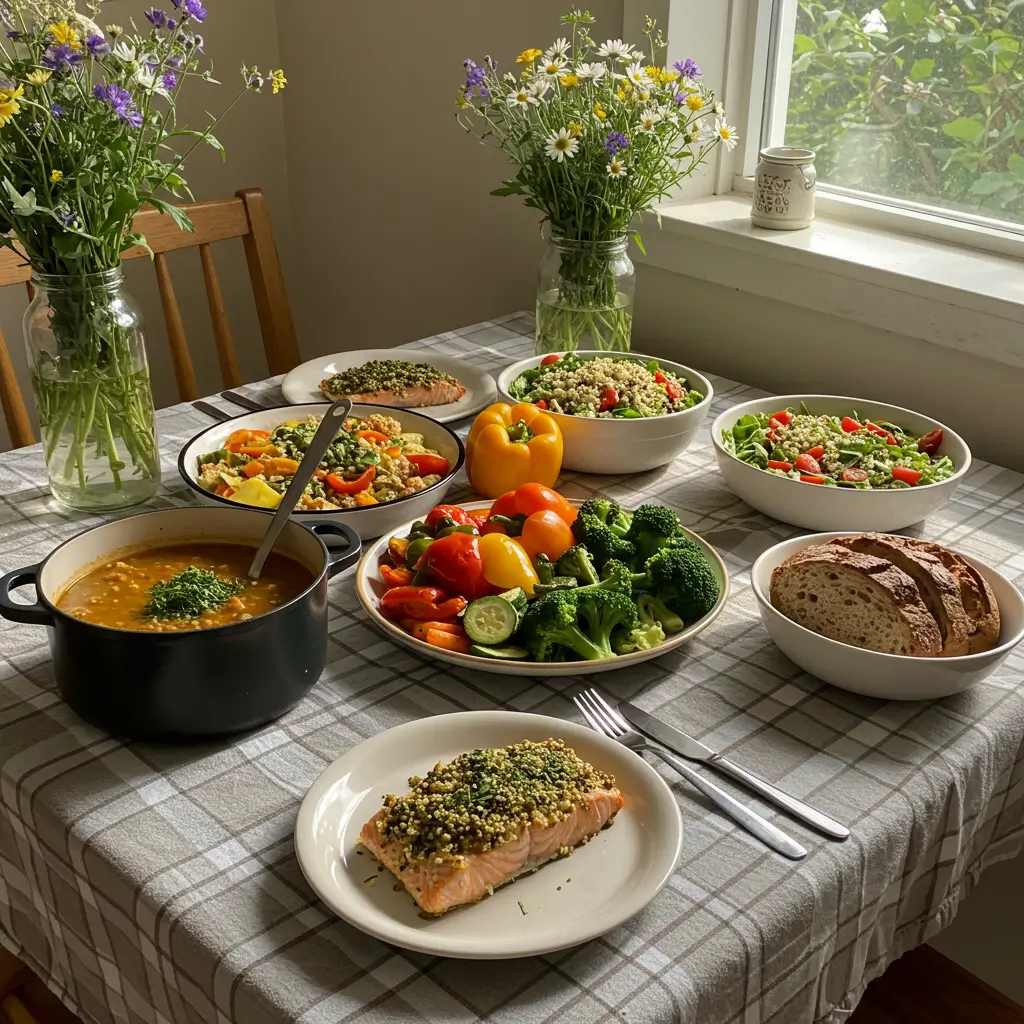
[178,404,465,540]
[712,395,971,533]
[497,351,713,474]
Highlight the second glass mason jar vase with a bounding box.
[24,268,161,512]
[534,235,635,354]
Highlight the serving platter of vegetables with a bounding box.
[354,484,730,676]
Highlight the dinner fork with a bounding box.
[574,689,807,860]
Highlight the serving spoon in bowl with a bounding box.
[248,397,353,579]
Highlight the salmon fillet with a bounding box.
[358,739,622,915]
[319,360,466,408]
[322,381,467,407]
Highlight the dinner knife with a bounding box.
[619,702,850,840]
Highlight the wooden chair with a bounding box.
[0,187,300,449]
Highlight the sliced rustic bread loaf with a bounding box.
[891,538,1000,653]
[770,545,943,656]
[829,534,971,657]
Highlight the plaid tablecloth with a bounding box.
[0,312,1021,1024]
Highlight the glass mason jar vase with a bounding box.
[535,235,635,355]
[24,269,161,512]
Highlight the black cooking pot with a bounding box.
[0,507,361,742]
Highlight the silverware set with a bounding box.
[574,688,849,860]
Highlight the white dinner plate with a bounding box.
[281,348,497,423]
[294,710,683,958]
[354,501,731,676]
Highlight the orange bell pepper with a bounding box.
[465,402,562,499]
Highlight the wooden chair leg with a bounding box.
[0,326,33,449]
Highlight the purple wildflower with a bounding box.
[182,0,207,21]
[167,18,177,28]
[50,103,65,118]
[465,65,486,90]
[673,58,701,79]
[162,70,178,89]
[93,83,143,127]
[168,54,183,67]
[57,208,78,228]
[5,30,19,41]
[604,131,629,155]
[145,7,167,27]
[86,34,110,55]
[42,44,84,71]
[170,0,182,7]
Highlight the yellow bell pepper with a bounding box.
[479,533,539,596]
[465,402,562,499]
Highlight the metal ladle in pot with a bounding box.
[248,397,353,579]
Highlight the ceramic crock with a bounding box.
[751,147,817,230]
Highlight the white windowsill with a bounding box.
[636,195,1024,371]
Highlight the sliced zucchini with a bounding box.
[463,595,520,645]
[470,643,530,660]
[497,587,528,615]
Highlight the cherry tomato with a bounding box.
[841,467,869,483]
[540,354,562,365]
[513,482,577,525]
[800,474,825,484]
[767,430,780,444]
[489,490,518,519]
[664,379,683,400]
[518,509,575,561]
[841,417,862,433]
[769,417,782,431]
[772,410,793,425]
[467,510,491,532]
[807,445,825,459]
[599,387,618,412]
[918,429,943,455]
[892,466,922,486]
[653,371,668,384]
[423,532,491,601]
[406,453,450,477]
[767,460,793,472]
[535,399,548,410]
[795,453,822,475]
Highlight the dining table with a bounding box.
[0,310,1021,1024]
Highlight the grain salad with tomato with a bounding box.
[507,353,704,418]
[722,404,955,489]
[194,413,451,511]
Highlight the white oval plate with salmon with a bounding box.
[281,348,497,424]
[295,710,683,958]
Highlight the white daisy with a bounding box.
[507,85,537,108]
[624,62,649,88]
[597,38,640,62]
[636,107,659,132]
[545,127,580,162]
[575,62,607,82]
[607,156,628,177]
[707,117,739,150]
[539,55,567,80]
[656,103,678,124]
[543,37,570,62]
[712,101,724,116]
[529,80,551,102]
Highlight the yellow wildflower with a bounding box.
[646,65,662,83]
[559,73,579,88]
[455,90,470,109]
[568,122,583,137]
[616,86,626,102]
[269,69,287,94]
[50,169,63,183]
[48,21,81,50]
[621,80,633,92]
[0,85,24,128]
[661,69,679,82]
[686,94,704,111]
[593,102,607,119]
[516,48,543,65]
[25,70,51,86]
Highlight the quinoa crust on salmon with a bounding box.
[358,739,623,915]
[320,359,466,408]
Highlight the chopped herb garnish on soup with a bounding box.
[142,566,242,620]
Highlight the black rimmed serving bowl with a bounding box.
[0,506,361,742]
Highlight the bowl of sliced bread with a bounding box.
[751,532,1024,700]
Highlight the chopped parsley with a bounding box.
[142,567,241,620]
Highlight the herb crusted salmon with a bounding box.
[320,359,466,408]
[358,739,623,915]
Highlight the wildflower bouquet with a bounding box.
[457,10,736,353]
[0,0,283,510]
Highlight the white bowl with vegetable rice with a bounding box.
[178,403,464,540]
[497,350,713,474]
[713,395,971,532]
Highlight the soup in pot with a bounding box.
[56,542,314,632]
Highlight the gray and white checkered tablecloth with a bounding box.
[0,312,1021,1024]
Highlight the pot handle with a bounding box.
[305,522,362,578]
[0,564,53,626]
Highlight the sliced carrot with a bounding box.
[242,460,265,478]
[409,620,465,641]
[425,627,471,654]
[357,429,390,444]
[239,445,271,458]
[354,490,379,506]
[385,446,401,458]
[262,457,300,476]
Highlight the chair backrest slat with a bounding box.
[154,251,199,402]
[0,188,297,448]
[199,242,242,389]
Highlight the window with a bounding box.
[755,0,1024,233]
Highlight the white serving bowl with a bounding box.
[355,500,730,675]
[712,394,971,532]
[751,532,1024,700]
[496,350,713,474]
[178,403,464,540]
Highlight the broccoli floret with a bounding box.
[555,544,600,585]
[516,588,633,661]
[533,576,579,595]
[636,592,685,635]
[624,504,684,565]
[571,513,636,569]
[612,620,666,654]
[577,558,633,596]
[577,497,633,538]
[645,546,721,624]
[534,552,556,586]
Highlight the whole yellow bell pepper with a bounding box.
[466,402,562,499]
[479,533,539,596]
